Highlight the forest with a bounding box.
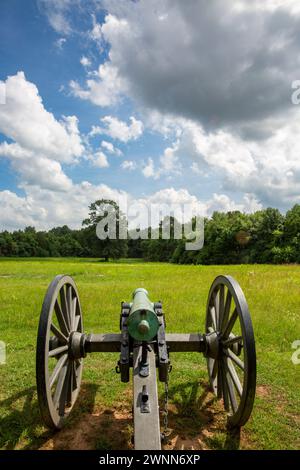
[1,201,300,265]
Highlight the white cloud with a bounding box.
[139,140,181,180]
[176,118,300,206]
[101,140,122,156]
[121,160,137,171]
[95,2,300,132]
[206,193,262,214]
[38,0,73,35]
[70,62,126,107]
[143,116,300,207]
[159,142,180,174]
[70,0,300,208]
[80,56,92,68]
[90,115,143,142]
[89,13,103,44]
[55,37,67,50]
[142,158,156,179]
[0,142,72,192]
[136,188,262,227]
[0,182,126,231]
[0,72,84,191]
[93,151,109,168]
[0,72,84,163]
[0,183,261,232]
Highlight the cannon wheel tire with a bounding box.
[36,275,84,429]
[205,275,256,427]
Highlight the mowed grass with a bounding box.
[0,258,299,450]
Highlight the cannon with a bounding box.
[36,274,256,449]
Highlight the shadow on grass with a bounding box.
[0,382,99,450]
[0,379,240,450]
[164,379,241,450]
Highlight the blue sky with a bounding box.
[1,0,300,230]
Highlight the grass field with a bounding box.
[0,258,299,450]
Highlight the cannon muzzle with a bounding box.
[127,288,160,341]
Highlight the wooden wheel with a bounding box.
[205,275,256,427]
[36,275,84,429]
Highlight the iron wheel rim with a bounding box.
[205,275,256,427]
[36,275,83,429]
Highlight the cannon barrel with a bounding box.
[127,288,160,341]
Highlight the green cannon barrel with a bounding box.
[127,288,160,341]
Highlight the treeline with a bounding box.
[1,204,300,264]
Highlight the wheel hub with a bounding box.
[204,328,219,359]
[69,331,86,359]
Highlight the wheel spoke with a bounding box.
[211,358,218,380]
[72,361,78,391]
[67,286,74,330]
[49,344,68,357]
[221,361,230,411]
[222,335,243,347]
[223,348,244,371]
[209,306,217,331]
[60,286,70,331]
[58,362,71,416]
[213,290,219,321]
[49,354,68,388]
[50,323,68,344]
[223,308,238,338]
[53,362,68,408]
[223,359,238,413]
[66,361,74,406]
[218,285,225,331]
[75,358,81,369]
[54,300,69,336]
[226,357,243,397]
[74,314,81,332]
[221,290,232,333]
[217,361,222,398]
[71,297,77,331]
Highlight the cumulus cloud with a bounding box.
[101,140,122,156]
[142,158,156,179]
[165,118,300,207]
[90,115,143,142]
[0,72,83,163]
[66,0,300,207]
[0,183,261,232]
[0,143,72,192]
[0,182,126,231]
[70,62,126,107]
[55,37,67,50]
[88,13,103,45]
[97,1,300,133]
[38,0,74,35]
[0,72,84,191]
[80,56,92,68]
[93,150,109,168]
[140,140,181,180]
[121,160,137,171]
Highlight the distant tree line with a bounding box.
[1,201,300,264]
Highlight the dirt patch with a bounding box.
[38,381,253,451]
[256,385,272,398]
[39,408,133,450]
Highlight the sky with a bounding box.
[1,0,300,230]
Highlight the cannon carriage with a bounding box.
[36,274,256,450]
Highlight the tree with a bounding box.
[82,199,128,261]
[249,208,284,263]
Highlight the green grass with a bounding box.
[0,258,299,449]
